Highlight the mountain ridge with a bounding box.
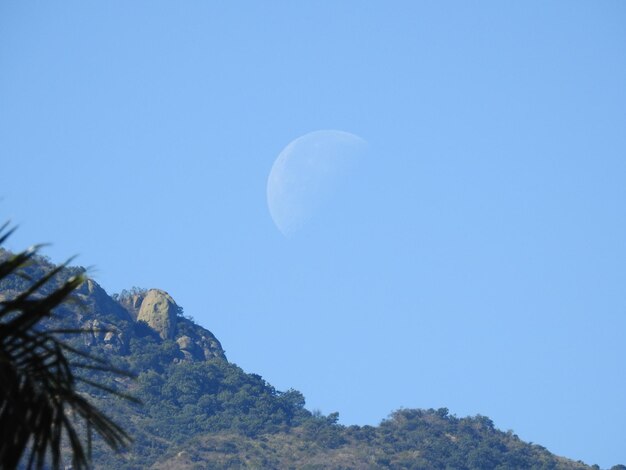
[0,249,618,470]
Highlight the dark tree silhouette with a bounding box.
[0,223,134,470]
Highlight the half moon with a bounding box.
[267,130,368,237]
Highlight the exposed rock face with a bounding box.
[118,291,145,321]
[74,279,133,323]
[71,279,132,353]
[176,335,201,361]
[0,250,226,362]
[116,287,226,361]
[83,318,128,353]
[79,286,226,360]
[194,327,226,361]
[136,289,178,340]
[174,327,226,361]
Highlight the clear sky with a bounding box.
[2,1,625,467]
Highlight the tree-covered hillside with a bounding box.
[0,250,617,470]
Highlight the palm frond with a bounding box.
[0,225,135,470]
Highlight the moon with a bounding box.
[267,130,368,237]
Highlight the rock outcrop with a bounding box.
[117,290,145,321]
[136,289,178,340]
[74,279,133,323]
[174,322,226,361]
[115,287,226,361]
[0,250,226,363]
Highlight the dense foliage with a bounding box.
[153,409,597,470]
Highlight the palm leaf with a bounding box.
[0,225,134,470]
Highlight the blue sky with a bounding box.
[2,1,625,467]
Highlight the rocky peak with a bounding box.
[136,289,178,340]
[114,286,226,362]
[0,252,226,362]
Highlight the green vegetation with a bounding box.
[0,248,616,469]
[153,409,593,470]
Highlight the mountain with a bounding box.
[0,250,617,470]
